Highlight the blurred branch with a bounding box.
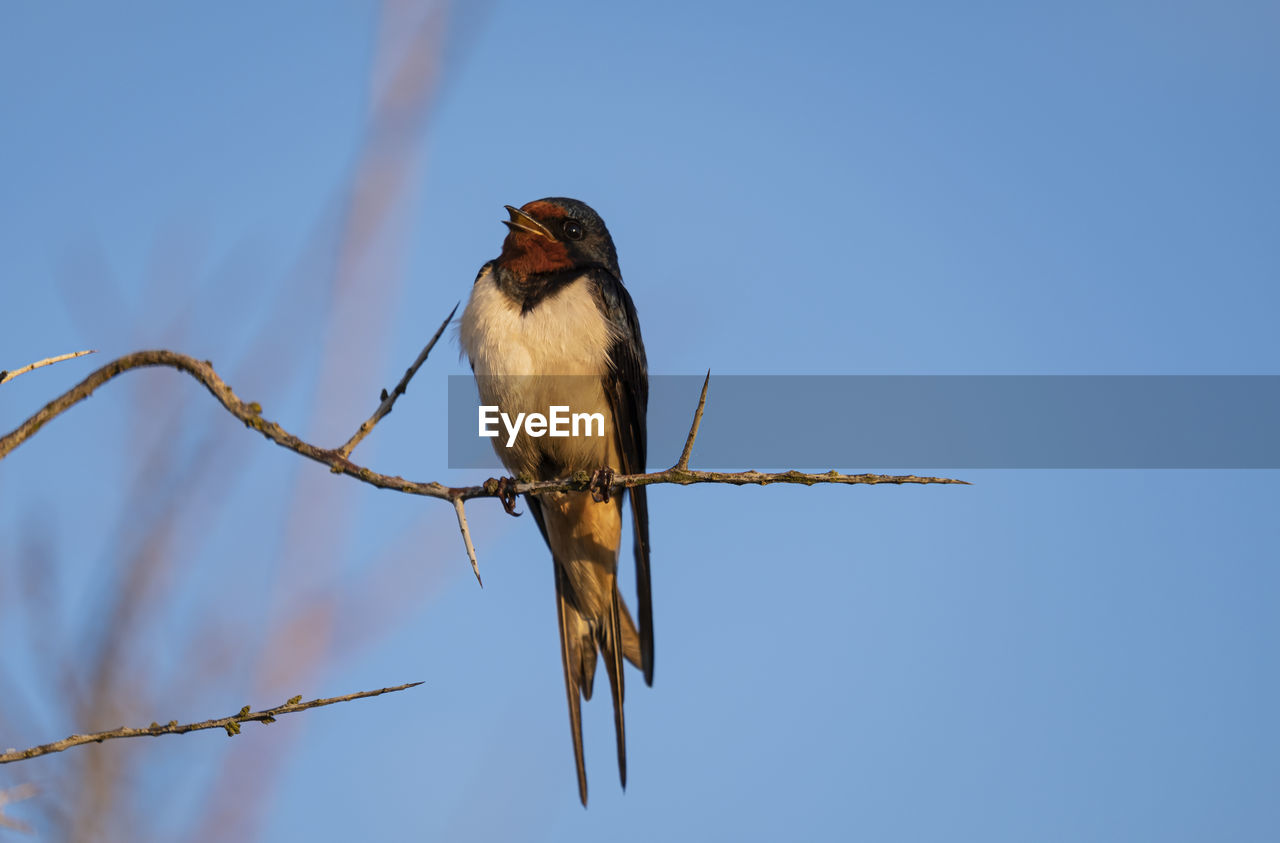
[1,3,454,836]
[0,683,422,765]
[0,350,96,386]
[0,783,36,832]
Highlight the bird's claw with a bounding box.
[484,476,522,516]
[589,466,615,503]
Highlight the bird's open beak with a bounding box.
[503,205,555,239]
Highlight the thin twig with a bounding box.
[451,497,482,587]
[676,370,710,471]
[0,350,96,386]
[335,303,458,462]
[0,682,422,765]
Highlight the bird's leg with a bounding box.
[484,476,522,516]
[588,466,615,504]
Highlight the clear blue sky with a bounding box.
[2,1,1277,840]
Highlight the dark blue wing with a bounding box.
[589,267,653,685]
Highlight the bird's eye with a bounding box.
[563,220,584,240]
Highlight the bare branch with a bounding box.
[0,350,96,386]
[0,682,422,765]
[0,350,968,584]
[0,350,966,493]
[335,303,458,462]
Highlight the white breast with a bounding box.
[459,266,618,475]
[459,265,616,378]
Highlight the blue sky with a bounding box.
[2,1,1277,840]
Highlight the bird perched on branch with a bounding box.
[459,197,652,806]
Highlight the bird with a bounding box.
[458,197,652,806]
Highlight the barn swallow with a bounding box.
[459,198,652,806]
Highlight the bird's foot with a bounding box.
[588,466,615,504]
[484,476,522,516]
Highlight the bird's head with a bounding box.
[495,197,621,282]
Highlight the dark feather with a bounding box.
[552,555,589,806]
[589,267,654,685]
[604,581,628,789]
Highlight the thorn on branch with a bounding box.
[676,370,711,471]
[452,497,484,587]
